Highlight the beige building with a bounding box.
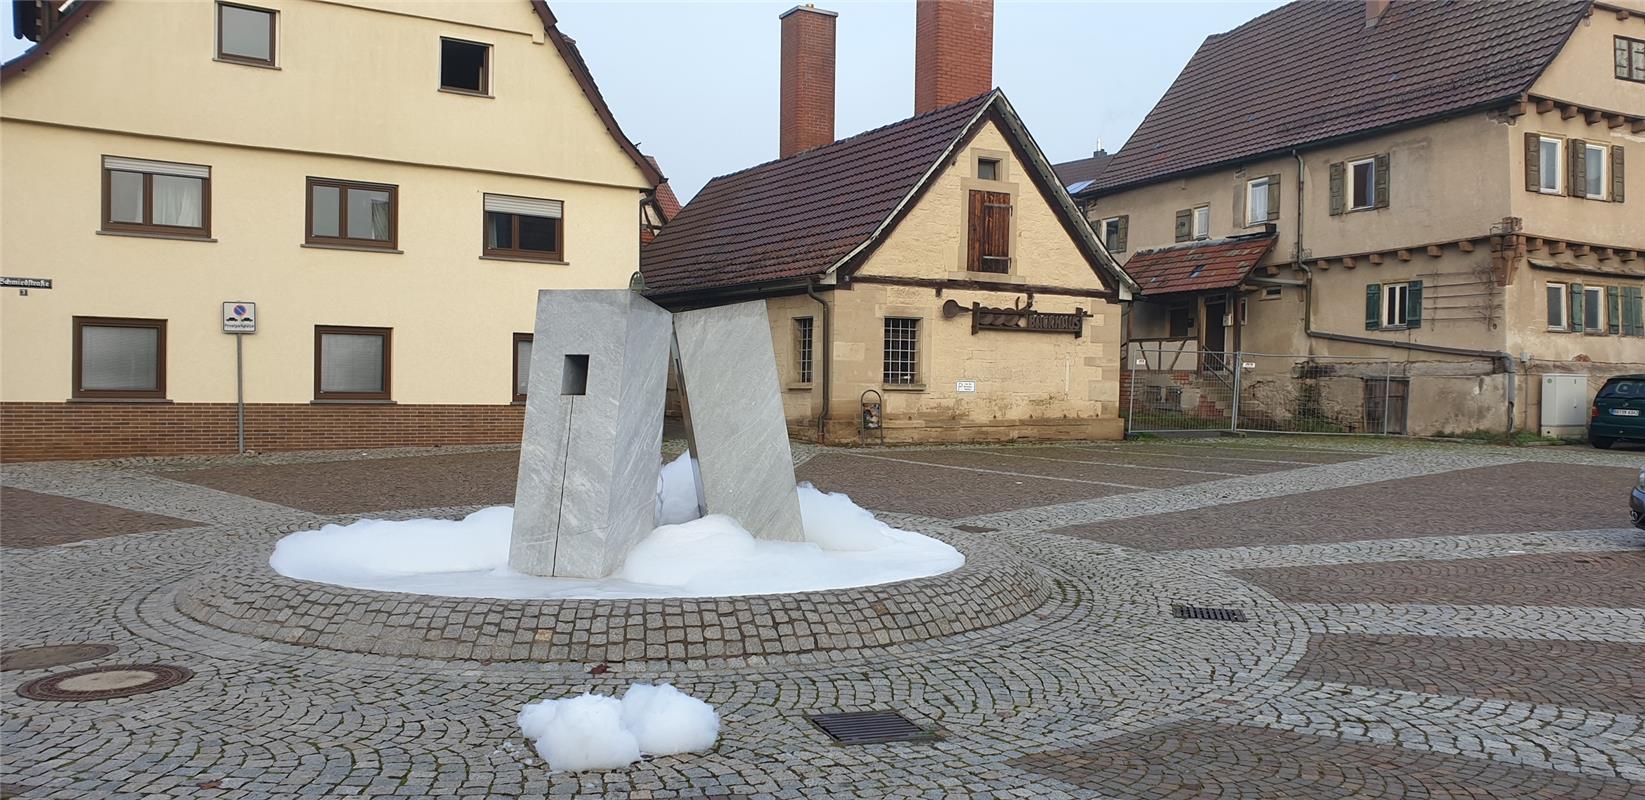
[1,0,663,460]
[642,3,1134,445]
[1071,0,1645,437]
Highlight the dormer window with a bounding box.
[216,2,276,67]
[440,38,491,95]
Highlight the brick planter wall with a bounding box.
[1,402,524,462]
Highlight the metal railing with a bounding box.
[1124,350,1402,435]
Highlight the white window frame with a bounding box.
[1191,205,1210,239]
[1585,143,1608,200]
[1547,282,1569,331]
[1347,157,1377,210]
[1537,137,1563,195]
[1098,216,1123,251]
[1584,286,1604,332]
[1381,282,1409,328]
[1245,178,1270,225]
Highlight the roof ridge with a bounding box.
[695,89,999,189]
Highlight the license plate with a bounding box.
[1613,409,1641,416]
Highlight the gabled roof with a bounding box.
[1,1,662,188]
[642,89,1136,301]
[643,156,682,222]
[1090,0,1589,194]
[1124,234,1276,297]
[1053,150,1111,194]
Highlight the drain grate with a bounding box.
[807,710,937,744]
[1171,604,1248,622]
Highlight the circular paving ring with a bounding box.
[15,664,193,702]
[0,644,118,672]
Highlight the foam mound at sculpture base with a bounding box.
[269,456,962,599]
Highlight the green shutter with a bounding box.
[1570,282,1585,333]
[1373,153,1390,209]
[1607,286,1621,335]
[1524,132,1541,192]
[1329,162,1345,216]
[1267,175,1281,221]
[1406,281,1423,328]
[1613,145,1626,203]
[1366,283,1381,330]
[1571,139,1587,198]
[1174,209,1191,242]
[1628,287,1645,336]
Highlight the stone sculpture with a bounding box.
[510,292,804,578]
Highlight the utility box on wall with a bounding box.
[1539,374,1588,438]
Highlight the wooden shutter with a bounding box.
[1607,285,1621,335]
[1613,145,1626,203]
[979,191,1012,273]
[1233,181,1246,227]
[1329,162,1345,215]
[1174,209,1191,242]
[1524,132,1541,192]
[1406,281,1423,329]
[1570,139,1587,198]
[1365,283,1381,330]
[1570,281,1585,333]
[1266,175,1281,221]
[1115,215,1128,252]
[1373,153,1390,209]
[1628,287,1645,336]
[966,190,985,271]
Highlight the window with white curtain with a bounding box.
[74,317,166,399]
[315,326,391,400]
[307,178,397,249]
[102,156,209,236]
[513,334,533,400]
[483,194,564,261]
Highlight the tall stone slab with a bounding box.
[510,290,673,578]
[672,300,807,542]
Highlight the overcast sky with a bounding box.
[2,1,1283,201]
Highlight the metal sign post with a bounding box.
[222,302,257,454]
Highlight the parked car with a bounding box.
[1633,470,1645,531]
[1589,375,1645,449]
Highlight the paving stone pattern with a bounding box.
[3,437,1644,798]
[0,487,196,548]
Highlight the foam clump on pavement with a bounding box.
[516,682,719,772]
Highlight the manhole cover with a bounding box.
[0,644,118,672]
[807,710,937,744]
[16,664,192,702]
[1171,604,1249,622]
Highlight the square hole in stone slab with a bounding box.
[561,354,589,396]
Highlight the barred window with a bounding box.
[883,318,919,385]
[793,317,814,384]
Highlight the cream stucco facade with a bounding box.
[766,120,1125,444]
[0,0,656,459]
[1086,4,1645,437]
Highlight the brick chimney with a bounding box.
[1365,0,1392,27]
[914,0,994,115]
[779,5,837,158]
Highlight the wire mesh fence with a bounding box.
[1123,346,1401,435]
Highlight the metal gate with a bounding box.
[1124,347,1400,435]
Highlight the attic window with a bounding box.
[440,38,491,95]
[216,2,276,66]
[1616,36,1645,83]
[977,158,1001,181]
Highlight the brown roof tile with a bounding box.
[1124,234,1276,296]
[640,92,996,295]
[1053,150,1111,191]
[1092,0,1587,193]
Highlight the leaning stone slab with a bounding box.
[510,290,673,578]
[672,299,806,542]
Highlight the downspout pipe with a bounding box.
[806,280,832,442]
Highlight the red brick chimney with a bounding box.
[779,5,837,158]
[914,0,994,115]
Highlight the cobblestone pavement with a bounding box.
[2,437,1643,799]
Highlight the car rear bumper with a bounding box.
[1633,488,1645,530]
[1590,420,1645,440]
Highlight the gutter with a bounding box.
[805,280,833,441]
